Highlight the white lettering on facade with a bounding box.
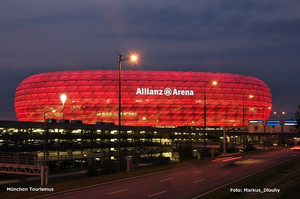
[136,88,194,96]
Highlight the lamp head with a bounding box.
[60,94,67,105]
[130,54,138,62]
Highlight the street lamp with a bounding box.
[261,106,271,150]
[242,94,254,126]
[273,111,286,120]
[242,94,253,150]
[273,111,287,147]
[203,80,217,156]
[118,53,138,173]
[259,106,271,122]
[60,94,67,120]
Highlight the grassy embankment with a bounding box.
[201,156,300,199]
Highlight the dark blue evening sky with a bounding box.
[0,0,299,120]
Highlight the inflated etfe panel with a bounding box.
[15,70,272,127]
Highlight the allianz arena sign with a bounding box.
[136,88,194,96]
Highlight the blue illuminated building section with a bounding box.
[249,120,263,124]
[266,120,281,126]
[284,120,298,126]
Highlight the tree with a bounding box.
[177,144,194,161]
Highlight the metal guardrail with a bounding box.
[0,152,38,165]
[0,152,48,185]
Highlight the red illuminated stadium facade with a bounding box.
[14,70,272,127]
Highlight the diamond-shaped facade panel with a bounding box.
[14,70,272,126]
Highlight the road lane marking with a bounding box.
[148,190,167,197]
[107,188,129,195]
[193,170,203,174]
[160,177,174,182]
[222,171,231,175]
[193,179,205,183]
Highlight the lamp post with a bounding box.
[261,106,271,150]
[60,94,67,120]
[260,107,265,149]
[242,94,253,150]
[242,94,254,127]
[273,111,287,145]
[203,81,217,156]
[43,110,56,163]
[280,111,286,147]
[118,53,138,173]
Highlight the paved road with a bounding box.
[37,149,300,199]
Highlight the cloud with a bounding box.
[0,0,299,119]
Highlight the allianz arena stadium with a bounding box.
[14,70,272,127]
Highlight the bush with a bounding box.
[154,156,169,166]
[200,148,211,158]
[132,151,140,165]
[100,159,116,174]
[245,143,256,151]
[226,146,239,153]
[86,166,98,177]
[177,144,194,161]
